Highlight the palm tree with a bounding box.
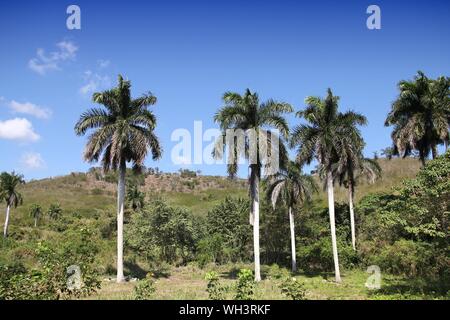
[75,75,162,283]
[290,88,367,282]
[214,89,292,281]
[0,171,25,238]
[47,203,62,220]
[385,71,450,165]
[126,184,145,211]
[29,204,43,227]
[335,145,381,250]
[266,160,317,272]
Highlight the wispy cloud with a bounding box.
[79,70,111,96]
[98,59,110,68]
[0,118,40,142]
[28,41,78,75]
[8,100,52,119]
[21,152,45,170]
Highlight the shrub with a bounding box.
[134,274,156,300]
[279,277,307,300]
[234,269,255,300]
[205,271,227,300]
[0,227,100,300]
[205,197,252,264]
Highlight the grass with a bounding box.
[86,264,442,300]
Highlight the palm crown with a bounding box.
[267,160,317,209]
[0,171,25,208]
[385,71,450,163]
[291,88,367,171]
[214,89,292,177]
[74,75,162,172]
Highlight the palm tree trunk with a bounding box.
[327,171,341,283]
[116,160,126,283]
[348,185,356,251]
[34,217,37,228]
[432,144,438,159]
[3,205,10,238]
[288,206,297,273]
[250,165,261,282]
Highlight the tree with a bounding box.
[74,75,162,283]
[336,143,381,250]
[126,184,145,211]
[47,203,62,220]
[0,172,25,238]
[266,160,317,272]
[290,88,366,282]
[385,71,450,165]
[213,89,292,281]
[29,204,43,227]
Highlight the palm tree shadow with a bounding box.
[124,261,147,279]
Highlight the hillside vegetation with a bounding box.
[1,157,420,226]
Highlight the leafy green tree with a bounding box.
[47,203,62,220]
[201,197,252,264]
[291,88,366,282]
[75,75,162,282]
[385,71,450,165]
[266,161,317,272]
[126,199,198,265]
[213,89,292,281]
[126,184,145,211]
[29,204,43,227]
[0,172,25,238]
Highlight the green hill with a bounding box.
[1,157,422,231]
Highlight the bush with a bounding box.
[205,271,227,300]
[357,151,450,284]
[234,269,255,300]
[126,199,200,265]
[204,197,252,264]
[263,264,291,280]
[0,227,100,300]
[279,277,307,300]
[134,274,156,300]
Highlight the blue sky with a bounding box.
[0,0,449,180]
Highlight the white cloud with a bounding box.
[0,118,40,142]
[21,152,45,169]
[80,70,111,96]
[98,59,110,68]
[8,100,52,119]
[28,41,78,75]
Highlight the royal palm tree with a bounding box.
[266,160,317,272]
[47,203,62,220]
[0,171,25,238]
[126,184,145,211]
[290,88,367,282]
[29,204,43,227]
[75,75,162,283]
[385,71,450,165]
[335,143,381,250]
[214,89,292,281]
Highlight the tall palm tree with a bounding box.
[0,171,25,238]
[47,203,62,220]
[335,145,381,250]
[291,88,366,282]
[75,75,162,283]
[126,184,145,211]
[385,71,450,165]
[266,160,317,272]
[29,204,43,227]
[214,89,292,281]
